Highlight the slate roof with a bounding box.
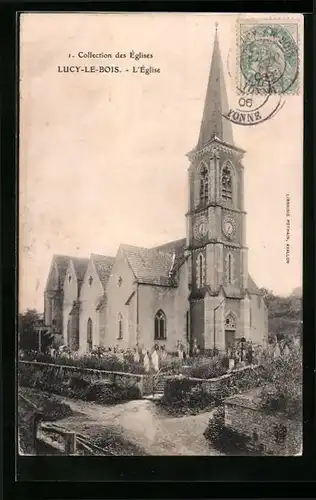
[152,238,187,273]
[247,275,261,295]
[121,244,177,287]
[71,257,90,282]
[91,254,115,290]
[45,254,79,291]
[47,242,262,294]
[152,238,186,255]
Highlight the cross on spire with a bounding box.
[196,23,234,150]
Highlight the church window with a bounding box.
[221,164,233,202]
[225,252,235,285]
[87,318,93,351]
[199,164,209,206]
[68,274,72,283]
[225,313,236,331]
[118,276,123,287]
[196,253,205,288]
[117,313,123,339]
[88,276,93,286]
[154,310,166,340]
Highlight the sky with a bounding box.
[19,13,303,312]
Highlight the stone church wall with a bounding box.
[249,294,268,345]
[191,299,205,350]
[98,305,107,346]
[105,248,137,349]
[62,263,79,345]
[138,263,189,352]
[79,259,104,351]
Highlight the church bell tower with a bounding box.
[186,25,250,353]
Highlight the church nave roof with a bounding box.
[90,254,115,290]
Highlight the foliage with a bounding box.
[259,348,302,419]
[18,361,141,404]
[184,354,229,379]
[159,357,182,374]
[18,388,74,454]
[160,377,216,415]
[260,287,302,341]
[21,349,146,374]
[203,406,260,454]
[203,406,225,442]
[19,309,54,352]
[160,363,264,416]
[83,380,141,404]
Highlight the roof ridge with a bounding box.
[91,253,115,260]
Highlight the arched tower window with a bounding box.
[221,163,233,202]
[196,253,205,288]
[199,163,209,206]
[117,313,123,339]
[154,310,166,340]
[87,318,93,351]
[225,252,235,285]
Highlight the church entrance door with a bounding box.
[225,330,235,350]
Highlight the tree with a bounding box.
[19,309,54,352]
[259,288,302,340]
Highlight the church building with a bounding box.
[44,30,268,354]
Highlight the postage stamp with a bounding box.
[236,19,300,95]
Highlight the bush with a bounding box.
[161,377,216,415]
[83,380,141,404]
[259,348,302,419]
[159,357,182,374]
[185,354,229,379]
[22,349,146,374]
[203,406,225,442]
[203,407,253,453]
[18,361,141,404]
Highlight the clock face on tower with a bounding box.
[194,216,207,240]
[222,216,236,239]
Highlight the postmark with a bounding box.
[237,20,299,95]
[223,80,285,127]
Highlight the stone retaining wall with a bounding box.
[164,364,262,402]
[224,397,302,455]
[19,360,153,396]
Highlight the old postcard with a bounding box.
[19,12,303,457]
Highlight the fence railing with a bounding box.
[18,391,115,455]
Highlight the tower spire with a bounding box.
[196,24,234,150]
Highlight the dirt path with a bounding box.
[55,398,223,456]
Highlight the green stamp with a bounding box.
[237,22,299,95]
